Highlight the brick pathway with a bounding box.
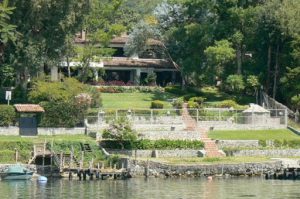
[182,103,225,158]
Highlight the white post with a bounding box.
[285,109,288,127]
[151,109,153,124]
[196,109,199,125]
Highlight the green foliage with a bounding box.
[151,100,164,109]
[28,78,101,127]
[28,78,101,107]
[172,98,184,109]
[0,0,17,45]
[165,86,187,95]
[225,75,245,93]
[144,73,157,86]
[100,139,204,150]
[39,101,86,128]
[102,117,137,149]
[215,100,242,109]
[291,95,300,109]
[0,105,16,126]
[204,40,236,76]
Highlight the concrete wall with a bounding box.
[0,127,85,136]
[38,128,85,135]
[0,127,19,136]
[107,149,203,158]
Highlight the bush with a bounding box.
[151,100,164,109]
[0,105,16,126]
[225,75,245,93]
[172,98,184,109]
[215,100,239,109]
[187,101,198,109]
[183,94,197,101]
[28,78,101,108]
[102,118,137,149]
[188,97,206,109]
[39,101,87,127]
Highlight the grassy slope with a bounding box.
[101,92,175,109]
[0,135,102,164]
[208,129,300,141]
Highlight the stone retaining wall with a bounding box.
[137,131,201,140]
[232,149,300,157]
[127,159,282,177]
[216,140,259,148]
[107,149,203,158]
[0,127,85,136]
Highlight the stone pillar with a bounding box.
[94,69,99,82]
[129,70,134,82]
[172,71,176,84]
[51,66,58,81]
[134,68,141,85]
[295,110,300,123]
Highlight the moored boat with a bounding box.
[1,165,33,180]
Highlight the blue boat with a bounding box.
[1,165,33,180]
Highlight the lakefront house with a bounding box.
[51,32,181,86]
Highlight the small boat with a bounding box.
[1,165,33,180]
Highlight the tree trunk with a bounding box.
[67,56,71,77]
[272,43,280,99]
[266,45,272,94]
[236,45,242,75]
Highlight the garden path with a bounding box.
[182,103,225,158]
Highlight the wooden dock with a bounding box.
[28,141,130,180]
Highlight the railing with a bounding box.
[86,108,288,130]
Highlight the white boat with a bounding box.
[1,165,33,180]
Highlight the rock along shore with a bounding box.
[126,159,283,178]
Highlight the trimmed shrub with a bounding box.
[215,100,239,109]
[151,100,164,109]
[0,105,16,126]
[100,139,204,150]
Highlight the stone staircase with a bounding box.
[182,103,225,158]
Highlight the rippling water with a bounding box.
[1,177,300,199]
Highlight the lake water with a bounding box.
[1,177,300,199]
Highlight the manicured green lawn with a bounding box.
[208,129,300,141]
[101,92,175,109]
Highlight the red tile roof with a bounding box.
[103,57,176,69]
[14,104,45,113]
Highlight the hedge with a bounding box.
[100,139,204,150]
[0,105,16,126]
[151,100,164,109]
